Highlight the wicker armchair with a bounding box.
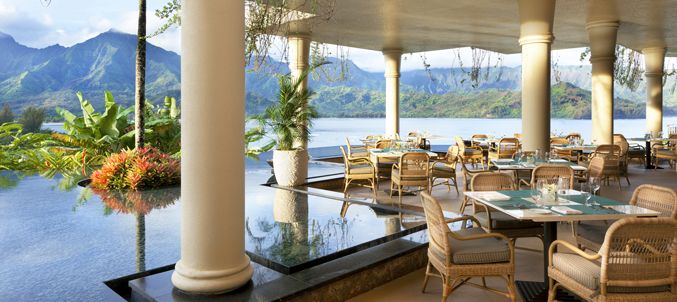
[548,217,677,302]
[470,173,544,246]
[590,144,624,189]
[550,137,569,145]
[390,152,431,205]
[456,136,485,169]
[457,155,489,213]
[551,137,578,162]
[431,145,459,194]
[420,192,517,302]
[345,137,368,159]
[530,165,575,189]
[471,133,490,150]
[373,139,397,183]
[652,141,677,170]
[565,133,582,141]
[612,134,631,185]
[576,184,677,252]
[339,146,376,196]
[488,137,520,160]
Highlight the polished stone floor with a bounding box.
[346,160,677,302]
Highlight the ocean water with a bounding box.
[46,117,677,149]
[310,117,677,147]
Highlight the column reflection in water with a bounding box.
[273,189,310,263]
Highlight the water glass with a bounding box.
[580,183,592,206]
[589,177,601,206]
[557,177,570,194]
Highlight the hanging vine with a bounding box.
[580,45,644,91]
[442,47,505,88]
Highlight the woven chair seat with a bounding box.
[552,253,671,294]
[350,165,374,175]
[475,211,542,229]
[655,149,677,159]
[350,151,369,158]
[439,228,511,265]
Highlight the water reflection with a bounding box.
[87,187,180,272]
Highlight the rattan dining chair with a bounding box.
[470,173,544,247]
[339,146,376,197]
[373,139,397,183]
[565,133,582,141]
[456,136,485,168]
[590,144,624,188]
[431,145,460,194]
[345,137,368,159]
[575,184,677,252]
[530,165,575,189]
[420,192,517,302]
[549,217,677,302]
[653,141,677,171]
[612,134,631,185]
[488,137,520,160]
[550,137,569,145]
[457,155,489,213]
[390,152,431,205]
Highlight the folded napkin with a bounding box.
[558,189,581,196]
[550,206,582,215]
[494,159,513,163]
[474,191,511,201]
[549,159,568,163]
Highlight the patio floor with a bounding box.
[344,160,677,302]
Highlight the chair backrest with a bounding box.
[345,137,357,156]
[565,133,582,140]
[455,136,467,153]
[339,146,351,173]
[443,145,460,164]
[531,165,574,189]
[472,134,488,140]
[588,156,605,178]
[613,134,630,156]
[599,217,677,294]
[550,137,569,145]
[398,152,430,179]
[592,144,621,159]
[471,172,514,191]
[514,133,522,139]
[366,134,382,140]
[375,139,393,149]
[420,192,453,266]
[630,184,677,219]
[497,138,520,157]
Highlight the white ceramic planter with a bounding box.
[272,149,308,186]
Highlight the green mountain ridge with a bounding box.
[0,30,673,120]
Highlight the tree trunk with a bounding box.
[136,213,146,272]
[135,0,147,149]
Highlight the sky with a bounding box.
[0,0,591,72]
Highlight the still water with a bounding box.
[310,117,677,147]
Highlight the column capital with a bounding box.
[383,49,402,78]
[589,55,616,63]
[643,46,666,75]
[287,32,311,40]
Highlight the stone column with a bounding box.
[518,0,555,152]
[172,0,253,294]
[383,49,402,137]
[586,20,618,144]
[643,47,666,134]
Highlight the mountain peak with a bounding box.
[0,31,15,41]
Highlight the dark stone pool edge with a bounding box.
[123,234,428,302]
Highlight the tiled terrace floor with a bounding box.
[345,160,677,302]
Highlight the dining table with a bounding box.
[464,190,660,302]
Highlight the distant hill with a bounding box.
[0,30,674,119]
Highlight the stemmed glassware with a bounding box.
[588,177,601,206]
[580,183,592,206]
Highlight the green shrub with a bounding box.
[19,106,45,133]
[0,104,14,125]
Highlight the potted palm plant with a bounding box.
[246,64,322,186]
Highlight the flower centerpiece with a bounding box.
[540,183,558,205]
[89,147,180,214]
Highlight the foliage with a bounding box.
[149,0,181,38]
[56,91,135,156]
[246,65,321,155]
[580,45,644,91]
[90,147,180,191]
[0,104,14,125]
[19,106,45,133]
[92,186,179,215]
[141,96,181,154]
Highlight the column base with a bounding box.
[171,256,253,294]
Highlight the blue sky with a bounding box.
[0,0,590,72]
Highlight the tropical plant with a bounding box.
[0,104,14,125]
[142,96,181,155]
[90,147,180,191]
[56,91,135,156]
[246,64,322,155]
[19,106,46,133]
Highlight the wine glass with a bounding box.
[589,177,601,206]
[580,183,592,206]
[535,179,547,208]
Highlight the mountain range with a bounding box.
[0,29,674,119]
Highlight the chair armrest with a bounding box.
[444,215,481,228]
[548,240,601,265]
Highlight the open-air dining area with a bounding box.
[4,0,677,302]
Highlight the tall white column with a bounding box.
[587,20,619,144]
[643,47,666,134]
[518,0,555,152]
[383,49,402,137]
[172,0,253,294]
